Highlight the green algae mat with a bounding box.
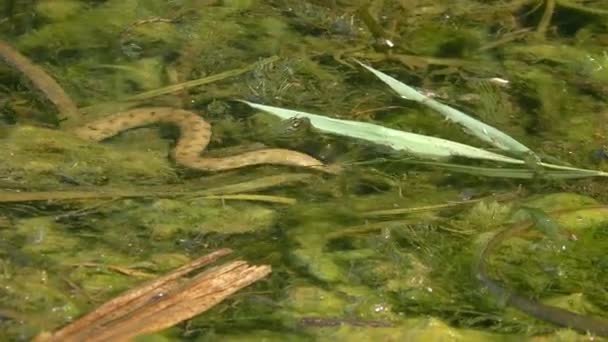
[1,0,608,340]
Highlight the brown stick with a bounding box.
[0,40,80,124]
[94,262,270,341]
[34,249,272,342]
[41,249,233,340]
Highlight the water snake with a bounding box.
[72,107,337,173]
[0,39,336,174]
[475,220,608,337]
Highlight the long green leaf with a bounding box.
[241,101,524,164]
[357,61,534,157]
[241,103,608,178]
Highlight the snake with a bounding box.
[72,107,337,173]
[476,218,608,337]
[0,40,337,174]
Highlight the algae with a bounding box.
[1,0,608,340]
[0,125,176,187]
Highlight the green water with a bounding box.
[1,0,608,340]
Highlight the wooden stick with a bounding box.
[35,249,272,342]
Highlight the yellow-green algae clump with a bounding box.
[0,125,176,187]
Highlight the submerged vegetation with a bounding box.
[1,0,608,340]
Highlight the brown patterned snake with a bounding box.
[72,107,337,173]
[0,39,336,174]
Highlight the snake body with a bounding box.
[0,40,335,173]
[476,221,608,337]
[73,107,334,173]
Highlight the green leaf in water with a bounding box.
[242,101,608,178]
[240,100,524,164]
[356,61,535,157]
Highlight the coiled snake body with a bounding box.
[73,107,335,173]
[0,40,335,174]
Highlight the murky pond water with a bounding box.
[1,0,608,340]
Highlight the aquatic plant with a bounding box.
[244,62,608,179]
[1,0,608,340]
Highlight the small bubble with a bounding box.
[373,303,386,313]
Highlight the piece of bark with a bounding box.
[34,248,271,342]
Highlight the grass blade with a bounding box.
[241,101,525,164]
[397,160,608,179]
[357,61,535,157]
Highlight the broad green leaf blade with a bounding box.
[241,101,525,164]
[243,102,608,178]
[357,61,534,156]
